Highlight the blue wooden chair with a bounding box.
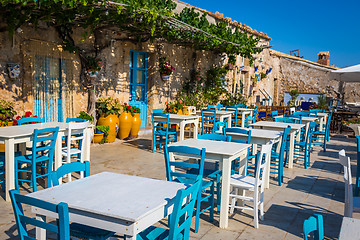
[274,117,299,124]
[294,121,316,169]
[0,152,22,191]
[271,110,279,118]
[17,116,44,125]
[303,214,324,240]
[15,127,59,192]
[9,189,71,240]
[311,111,332,152]
[225,106,239,127]
[152,108,163,114]
[51,161,90,186]
[270,126,291,186]
[198,133,231,213]
[201,109,217,134]
[207,104,221,110]
[151,113,177,153]
[164,145,214,233]
[245,115,254,128]
[355,136,360,196]
[235,104,247,108]
[66,117,86,123]
[137,176,202,240]
[50,161,115,240]
[253,106,258,122]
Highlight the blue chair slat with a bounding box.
[137,177,201,240]
[355,136,360,196]
[224,128,251,144]
[152,108,163,114]
[15,127,59,192]
[303,214,324,240]
[17,117,44,125]
[51,161,90,186]
[0,152,22,191]
[164,145,214,233]
[201,109,217,134]
[66,117,86,123]
[152,113,177,153]
[235,104,247,108]
[271,126,291,186]
[208,104,221,110]
[9,189,71,240]
[271,110,279,118]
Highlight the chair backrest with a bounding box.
[198,133,231,142]
[9,189,70,240]
[66,117,87,123]
[168,176,202,240]
[224,128,251,144]
[152,108,163,114]
[31,127,59,168]
[235,104,247,108]
[152,112,170,133]
[309,109,325,113]
[51,161,90,186]
[254,141,273,189]
[65,122,90,162]
[207,104,220,110]
[278,126,291,162]
[253,106,258,120]
[164,146,206,182]
[275,117,299,124]
[17,117,44,125]
[245,116,254,128]
[201,109,217,134]
[271,110,279,117]
[303,214,324,240]
[339,149,354,217]
[325,111,333,135]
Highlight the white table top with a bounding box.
[198,110,233,116]
[155,114,199,120]
[222,107,254,112]
[226,127,283,140]
[316,112,328,117]
[275,115,318,122]
[251,121,305,130]
[28,172,186,222]
[339,217,360,239]
[0,122,69,138]
[169,138,250,156]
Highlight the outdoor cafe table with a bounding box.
[222,107,254,128]
[0,122,92,202]
[152,114,199,143]
[339,217,360,239]
[251,121,306,169]
[169,138,250,229]
[28,172,186,240]
[275,115,317,137]
[224,127,282,188]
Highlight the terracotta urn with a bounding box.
[130,113,141,138]
[97,113,119,143]
[118,112,133,139]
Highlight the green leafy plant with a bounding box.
[317,95,329,111]
[96,97,121,116]
[122,103,135,116]
[132,106,140,113]
[86,56,102,75]
[260,72,267,79]
[96,125,110,144]
[164,100,185,114]
[222,92,247,106]
[78,111,94,123]
[0,100,16,126]
[289,90,299,107]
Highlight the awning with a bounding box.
[330,64,360,82]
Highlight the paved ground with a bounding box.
[0,133,359,239]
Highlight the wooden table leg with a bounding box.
[241,112,246,128]
[36,214,47,240]
[179,122,185,141]
[194,119,199,139]
[288,131,295,168]
[5,138,15,202]
[219,157,231,228]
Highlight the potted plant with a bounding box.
[93,125,110,144]
[159,57,175,81]
[289,90,299,107]
[118,103,134,139]
[96,97,121,143]
[130,106,141,138]
[86,56,102,77]
[78,111,94,123]
[0,100,16,126]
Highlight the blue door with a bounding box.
[129,51,148,128]
[33,56,65,122]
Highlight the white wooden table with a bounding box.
[0,122,92,201]
[251,121,305,168]
[28,172,185,240]
[153,114,199,143]
[224,127,282,188]
[275,115,317,137]
[197,110,233,129]
[223,108,254,128]
[339,217,360,239]
[169,138,250,229]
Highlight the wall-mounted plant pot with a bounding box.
[161,74,170,81]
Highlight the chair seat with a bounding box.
[137,225,183,240]
[62,147,81,156]
[70,222,115,240]
[230,174,256,190]
[154,130,177,136]
[15,154,49,164]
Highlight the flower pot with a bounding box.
[118,112,133,139]
[130,113,141,138]
[97,113,119,143]
[93,133,104,144]
[161,74,170,81]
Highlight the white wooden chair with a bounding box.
[338,149,360,217]
[62,121,90,181]
[229,141,273,228]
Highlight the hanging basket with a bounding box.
[87,70,99,78]
[161,74,170,81]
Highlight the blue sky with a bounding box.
[183,0,360,68]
